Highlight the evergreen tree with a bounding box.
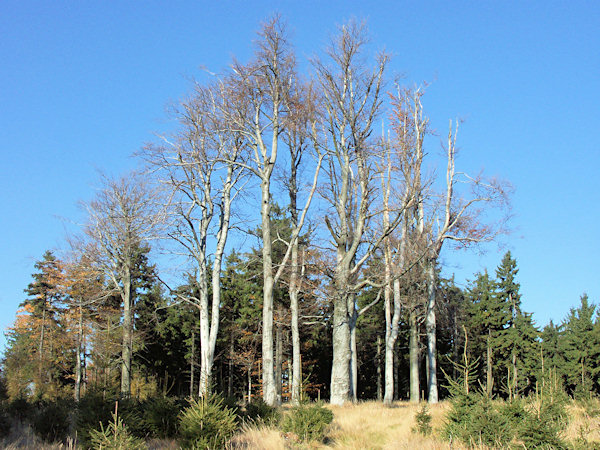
[494,252,539,397]
[465,271,510,396]
[560,294,599,397]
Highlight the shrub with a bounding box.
[31,399,72,443]
[179,394,239,449]
[7,396,33,422]
[412,403,432,436]
[75,392,114,446]
[443,393,512,447]
[281,402,333,443]
[89,411,147,450]
[0,402,10,438]
[140,396,183,439]
[243,398,280,426]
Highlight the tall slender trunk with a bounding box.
[275,321,283,404]
[75,304,83,402]
[190,327,195,397]
[261,176,277,405]
[409,306,420,402]
[38,301,46,384]
[425,262,438,403]
[486,329,493,396]
[120,268,133,398]
[376,335,383,401]
[290,246,302,403]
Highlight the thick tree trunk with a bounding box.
[331,288,351,406]
[120,269,133,398]
[425,263,438,403]
[409,306,420,403]
[384,279,402,404]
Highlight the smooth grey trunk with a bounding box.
[349,301,358,402]
[120,268,133,397]
[376,335,382,401]
[275,321,283,403]
[190,327,195,397]
[261,176,277,405]
[75,304,83,402]
[331,284,352,405]
[409,306,420,402]
[425,262,438,403]
[290,246,302,404]
[247,366,252,404]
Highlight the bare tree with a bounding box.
[143,78,246,397]
[419,120,511,403]
[313,21,398,405]
[83,173,163,397]
[228,16,323,406]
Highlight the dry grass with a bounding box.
[231,401,466,449]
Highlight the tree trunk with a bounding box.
[275,321,283,404]
[120,268,133,398]
[376,334,382,401]
[290,243,302,405]
[409,306,420,402]
[190,327,195,397]
[486,329,493,396]
[425,263,438,403]
[349,294,358,403]
[331,288,351,405]
[261,177,277,406]
[75,304,83,402]
[384,278,402,404]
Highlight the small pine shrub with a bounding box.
[118,398,149,438]
[75,392,114,446]
[443,393,512,447]
[519,413,566,449]
[412,403,432,436]
[179,394,239,449]
[31,399,72,443]
[89,411,147,450]
[140,396,183,439]
[281,402,333,443]
[243,399,280,426]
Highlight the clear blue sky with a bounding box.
[1,1,599,354]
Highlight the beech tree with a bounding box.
[83,173,162,397]
[413,113,511,403]
[228,17,322,405]
[143,76,247,397]
[313,21,396,405]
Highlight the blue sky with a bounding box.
[1,1,599,354]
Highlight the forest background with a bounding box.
[0,0,599,405]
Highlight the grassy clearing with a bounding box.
[230,400,600,449]
[231,401,461,449]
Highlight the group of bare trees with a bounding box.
[74,16,509,406]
